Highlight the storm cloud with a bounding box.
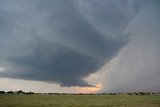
[0,0,146,87]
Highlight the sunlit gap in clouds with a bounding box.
[74,84,102,93]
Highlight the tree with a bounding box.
[0,91,5,94]
[7,91,14,94]
[16,90,25,94]
[25,91,34,95]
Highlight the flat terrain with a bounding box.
[0,94,160,107]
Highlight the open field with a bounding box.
[0,94,160,107]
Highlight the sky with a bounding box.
[0,0,160,93]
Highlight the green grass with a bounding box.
[0,94,160,107]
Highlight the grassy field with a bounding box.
[0,94,160,107]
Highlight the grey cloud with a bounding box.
[101,0,160,92]
[0,0,146,87]
[77,0,147,38]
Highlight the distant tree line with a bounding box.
[101,92,157,96]
[48,92,159,95]
[0,90,34,95]
[0,91,159,95]
[127,92,155,95]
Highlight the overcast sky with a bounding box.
[0,0,159,93]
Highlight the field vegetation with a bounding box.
[0,91,160,107]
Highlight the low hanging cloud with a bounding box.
[0,0,147,87]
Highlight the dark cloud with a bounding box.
[0,0,146,87]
